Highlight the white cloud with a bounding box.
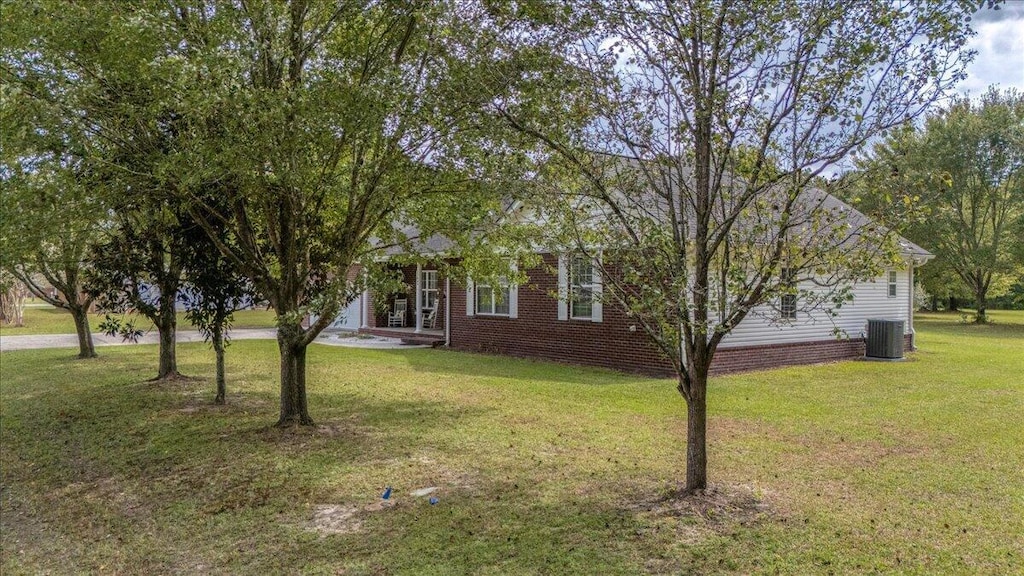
[960,5,1024,96]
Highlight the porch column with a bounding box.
[445,277,451,346]
[360,289,369,329]
[414,263,423,333]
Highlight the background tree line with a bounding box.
[849,87,1024,322]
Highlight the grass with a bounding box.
[1,312,1021,574]
[0,305,278,335]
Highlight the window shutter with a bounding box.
[509,284,519,318]
[557,255,568,321]
[509,262,519,319]
[591,255,603,323]
[465,278,475,316]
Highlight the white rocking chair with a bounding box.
[388,299,407,327]
[423,308,438,330]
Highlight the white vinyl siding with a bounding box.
[720,267,911,349]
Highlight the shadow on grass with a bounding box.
[366,347,651,386]
[0,349,486,497]
[0,344,699,573]
[1,352,675,573]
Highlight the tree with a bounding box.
[501,0,979,491]
[86,205,189,379]
[1,50,106,358]
[180,196,259,405]
[854,88,1024,322]
[2,0,188,369]
[0,166,103,358]
[81,93,193,379]
[914,258,972,311]
[3,0,560,423]
[164,1,569,426]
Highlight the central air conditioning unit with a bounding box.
[865,319,905,360]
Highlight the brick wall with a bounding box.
[450,254,675,374]
[449,254,915,377]
[709,333,916,375]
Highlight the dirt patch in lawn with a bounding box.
[308,504,365,535]
[250,421,370,447]
[146,373,202,384]
[307,499,407,536]
[52,476,147,518]
[177,398,266,415]
[631,483,773,545]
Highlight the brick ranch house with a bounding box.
[321,232,933,377]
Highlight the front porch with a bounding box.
[366,261,451,343]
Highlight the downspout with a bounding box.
[908,264,915,350]
[360,289,369,329]
[414,263,423,334]
[445,277,451,347]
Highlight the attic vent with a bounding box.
[866,319,904,360]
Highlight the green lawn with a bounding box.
[1,312,1021,574]
[0,305,278,335]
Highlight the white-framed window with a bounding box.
[466,265,519,318]
[570,256,596,319]
[475,280,511,316]
[420,269,438,310]
[887,270,898,298]
[780,267,797,319]
[557,253,603,322]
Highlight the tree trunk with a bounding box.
[948,296,958,311]
[975,290,988,324]
[213,326,226,404]
[155,292,178,379]
[70,305,97,359]
[277,336,313,426]
[2,288,26,326]
[684,373,708,492]
[157,322,178,378]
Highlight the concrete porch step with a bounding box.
[399,335,446,347]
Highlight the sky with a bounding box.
[960,1,1024,96]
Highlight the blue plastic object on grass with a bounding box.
[382,486,392,500]
[429,497,439,505]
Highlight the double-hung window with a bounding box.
[475,280,510,316]
[780,267,797,320]
[557,253,602,322]
[420,269,439,310]
[466,264,519,318]
[570,256,596,319]
[887,270,898,298]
